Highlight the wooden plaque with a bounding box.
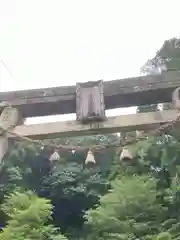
[76,80,106,123]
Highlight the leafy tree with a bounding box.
[139,38,180,113]
[84,175,167,240]
[141,38,180,74]
[154,232,172,240]
[0,191,67,239]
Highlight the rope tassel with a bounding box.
[120,147,133,161]
[85,150,96,164]
[49,151,60,162]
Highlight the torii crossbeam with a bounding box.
[0,71,180,118]
[0,70,179,162]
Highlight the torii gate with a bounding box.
[0,70,180,161]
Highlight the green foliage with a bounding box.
[85,175,167,240]
[141,37,180,73]
[155,232,172,240]
[139,37,180,112]
[2,129,180,239]
[0,135,114,238]
[0,191,67,239]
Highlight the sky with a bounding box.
[0,0,179,124]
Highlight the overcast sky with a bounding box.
[0,0,179,124]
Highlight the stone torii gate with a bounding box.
[0,70,180,161]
